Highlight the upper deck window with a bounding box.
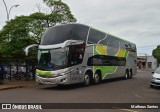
[88,29,106,44]
[40,24,74,45]
[40,24,89,45]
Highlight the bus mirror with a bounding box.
[24,44,38,56]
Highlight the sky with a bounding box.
[0,0,160,55]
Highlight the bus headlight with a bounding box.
[36,73,39,76]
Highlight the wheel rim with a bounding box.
[125,72,128,79]
[94,74,99,83]
[84,74,90,85]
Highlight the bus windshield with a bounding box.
[37,48,69,70]
[37,44,85,70]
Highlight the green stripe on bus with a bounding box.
[36,69,52,76]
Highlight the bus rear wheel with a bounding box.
[94,73,101,85]
[124,70,129,79]
[129,69,133,79]
[83,73,91,87]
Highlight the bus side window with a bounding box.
[88,28,106,44]
[107,37,119,48]
[120,41,125,50]
[69,44,85,65]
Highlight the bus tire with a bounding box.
[124,70,129,79]
[94,72,101,85]
[83,73,91,87]
[129,69,133,79]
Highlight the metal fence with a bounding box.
[1,58,37,81]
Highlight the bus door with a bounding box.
[70,65,81,83]
[68,43,85,83]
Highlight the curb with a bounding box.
[0,84,38,91]
[0,86,24,91]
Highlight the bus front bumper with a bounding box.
[36,74,70,85]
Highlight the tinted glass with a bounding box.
[40,24,74,45]
[88,29,106,44]
[40,24,90,45]
[37,48,69,70]
[71,24,89,41]
[99,35,110,45]
[107,35,120,48]
[87,55,126,66]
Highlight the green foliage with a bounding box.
[0,16,35,57]
[43,0,76,23]
[0,0,76,58]
[152,45,160,64]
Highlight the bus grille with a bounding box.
[39,75,58,78]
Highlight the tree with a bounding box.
[0,16,36,57]
[0,0,76,57]
[152,45,160,65]
[43,0,76,23]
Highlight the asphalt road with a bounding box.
[0,70,160,112]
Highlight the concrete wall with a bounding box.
[137,55,158,70]
[147,56,157,70]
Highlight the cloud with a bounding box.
[0,0,160,55]
[63,0,160,55]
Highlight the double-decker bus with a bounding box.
[25,23,137,86]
